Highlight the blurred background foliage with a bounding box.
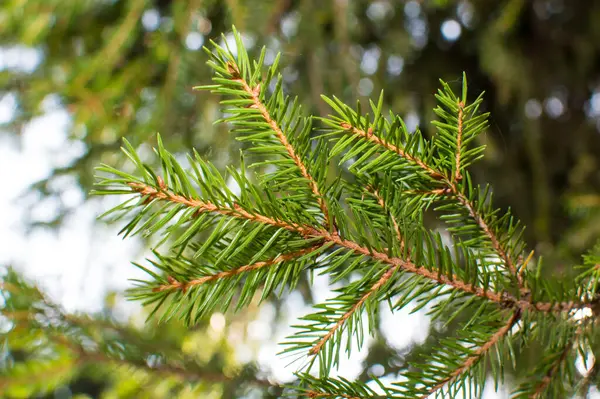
[1,0,600,397]
[1,268,279,398]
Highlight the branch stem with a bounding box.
[309,265,399,356]
[128,182,591,315]
[340,123,443,180]
[308,186,410,357]
[228,62,333,231]
[340,123,521,283]
[531,329,580,398]
[421,310,521,398]
[153,245,323,292]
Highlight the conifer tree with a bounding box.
[93,29,600,398]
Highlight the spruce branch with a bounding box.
[329,87,521,285]
[338,122,444,180]
[225,61,333,231]
[126,181,498,306]
[530,343,572,399]
[1,268,275,396]
[305,185,409,359]
[4,317,273,391]
[126,180,591,316]
[420,309,521,398]
[92,29,600,398]
[152,245,323,293]
[308,264,400,357]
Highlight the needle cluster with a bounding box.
[93,28,600,398]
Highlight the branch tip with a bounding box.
[226,61,240,77]
[157,175,167,190]
[454,101,465,181]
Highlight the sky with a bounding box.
[0,101,145,315]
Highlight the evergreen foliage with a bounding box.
[0,267,277,398]
[4,0,600,249]
[92,30,600,398]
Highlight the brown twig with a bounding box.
[227,62,333,231]
[129,181,311,235]
[453,190,519,280]
[153,245,322,293]
[309,265,399,356]
[128,181,594,315]
[421,310,521,398]
[530,338,575,398]
[339,123,444,180]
